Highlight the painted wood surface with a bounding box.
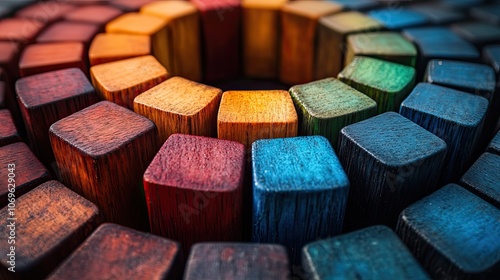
[89,33,150,66]
[15,2,75,22]
[487,130,500,156]
[451,22,500,48]
[367,8,428,30]
[459,152,500,208]
[63,5,123,25]
[36,21,100,47]
[0,109,20,147]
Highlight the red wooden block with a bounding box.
[16,2,75,23]
[0,18,44,44]
[0,41,21,84]
[112,0,155,11]
[36,21,100,46]
[143,134,245,253]
[191,0,241,81]
[0,110,20,147]
[63,5,123,25]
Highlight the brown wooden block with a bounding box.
[134,77,222,143]
[90,55,168,109]
[16,2,75,23]
[140,1,202,81]
[88,33,150,66]
[112,0,155,12]
[0,18,44,44]
[49,101,159,230]
[63,5,123,25]
[36,21,100,47]
[280,1,342,85]
[0,110,20,147]
[0,180,100,279]
[47,223,181,280]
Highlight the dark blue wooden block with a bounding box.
[368,8,428,30]
[460,152,500,208]
[400,83,489,182]
[487,130,500,155]
[396,184,500,279]
[302,226,430,280]
[409,4,465,25]
[483,45,500,73]
[472,4,500,25]
[338,112,447,230]
[328,0,379,11]
[252,136,349,263]
[452,22,500,48]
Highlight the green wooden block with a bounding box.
[290,78,377,147]
[338,56,416,114]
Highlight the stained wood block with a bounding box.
[302,226,430,280]
[47,223,181,280]
[396,184,500,279]
[315,11,383,79]
[36,21,100,46]
[49,101,159,230]
[0,18,44,43]
[217,90,298,149]
[88,33,150,66]
[18,42,86,77]
[338,112,447,230]
[0,142,51,208]
[0,110,20,147]
[16,2,75,22]
[63,5,123,25]
[112,0,155,12]
[472,4,500,25]
[280,1,341,85]
[290,78,376,147]
[338,56,415,114]
[90,55,168,109]
[488,131,500,155]
[0,180,100,279]
[409,4,465,25]
[459,152,500,208]
[184,243,290,280]
[452,22,500,49]
[328,0,379,11]
[140,1,202,81]
[368,8,428,30]
[134,77,222,143]
[252,136,349,262]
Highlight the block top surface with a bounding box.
[89,33,150,62]
[241,0,288,9]
[0,18,44,41]
[106,12,167,35]
[19,42,84,69]
[190,0,240,11]
[452,22,500,44]
[483,45,500,73]
[348,32,417,57]
[320,11,382,34]
[16,2,75,21]
[64,5,123,24]
[50,101,156,157]
[281,1,342,19]
[36,21,100,43]
[488,131,500,155]
[252,136,349,192]
[140,1,197,21]
[341,112,447,167]
[460,152,500,207]
[290,78,376,119]
[368,8,428,29]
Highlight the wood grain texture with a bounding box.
[367,8,428,30]
[144,134,245,253]
[16,2,75,22]
[36,21,100,46]
[302,226,430,280]
[0,18,43,43]
[184,243,290,280]
[0,109,20,147]
[90,55,168,109]
[63,5,123,25]
[487,130,500,156]
[472,4,500,25]
[338,112,447,230]
[134,76,222,143]
[88,33,150,66]
[49,101,159,231]
[0,180,100,279]
[338,56,415,114]
[47,223,181,280]
[409,4,465,25]
[396,184,500,279]
[451,22,500,48]
[280,0,341,85]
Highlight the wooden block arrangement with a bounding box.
[63,5,123,25]
[184,243,290,279]
[338,56,415,114]
[315,11,383,79]
[47,223,181,280]
[16,68,99,166]
[0,180,100,279]
[16,2,75,22]
[302,226,429,279]
[0,110,20,147]
[459,152,500,208]
[134,77,222,143]
[400,83,489,182]
[143,134,245,252]
[88,33,150,66]
[451,22,500,49]
[49,101,159,231]
[90,55,168,109]
[367,8,428,30]
[472,4,500,25]
[280,1,341,85]
[396,184,500,279]
[338,112,447,230]
[409,4,465,25]
[140,1,202,81]
[0,18,43,43]
[488,131,500,155]
[36,21,100,47]
[217,90,298,149]
[290,78,377,147]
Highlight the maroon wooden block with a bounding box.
[0,18,44,44]
[143,134,245,253]
[47,223,182,280]
[63,5,123,25]
[0,110,20,147]
[112,0,155,11]
[191,0,241,81]
[36,21,100,46]
[0,41,21,79]
[16,2,76,23]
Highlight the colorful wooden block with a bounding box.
[184,243,290,280]
[46,223,181,280]
[302,226,430,280]
[112,0,155,12]
[338,56,415,114]
[488,130,500,155]
[338,112,447,230]
[49,101,159,231]
[409,4,465,25]
[134,77,222,143]
[140,1,202,81]
[452,22,500,48]
[472,4,500,25]
[16,2,75,22]
[459,152,500,208]
[0,18,44,44]
[36,21,100,46]
[217,90,298,149]
[0,110,20,147]
[396,184,500,279]
[368,8,428,30]
[0,180,100,279]
[63,5,123,25]
[90,55,168,109]
[290,78,377,147]
[328,0,379,11]
[315,11,383,79]
[88,33,150,66]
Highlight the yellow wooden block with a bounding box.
[89,33,151,66]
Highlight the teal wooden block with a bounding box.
[338,56,415,114]
[396,184,500,279]
[452,22,500,48]
[338,112,447,230]
[460,152,500,208]
[302,226,430,280]
[368,8,428,30]
[487,130,500,155]
[472,4,500,25]
[289,78,377,148]
[409,4,465,25]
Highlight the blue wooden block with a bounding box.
[460,152,500,208]
[487,130,500,155]
[483,45,500,73]
[396,184,500,279]
[400,83,489,182]
[338,112,447,230]
[472,4,500,25]
[302,226,430,280]
[328,0,379,11]
[451,22,500,48]
[409,4,465,25]
[252,136,349,263]
[368,8,428,30]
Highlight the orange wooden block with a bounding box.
[36,21,100,46]
[63,5,123,25]
[16,2,75,23]
[0,110,20,147]
[134,76,222,143]
[280,1,342,85]
[90,55,168,109]
[0,18,44,43]
[88,33,150,66]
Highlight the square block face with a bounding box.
[368,8,428,30]
[483,45,500,73]
[140,1,197,21]
[89,33,150,66]
[0,18,44,42]
[281,1,342,19]
[488,131,500,155]
[460,152,500,208]
[106,12,167,35]
[320,11,382,35]
[409,4,465,25]
[36,22,100,44]
[0,109,20,147]
[16,2,75,22]
[64,5,123,24]
[451,22,500,45]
